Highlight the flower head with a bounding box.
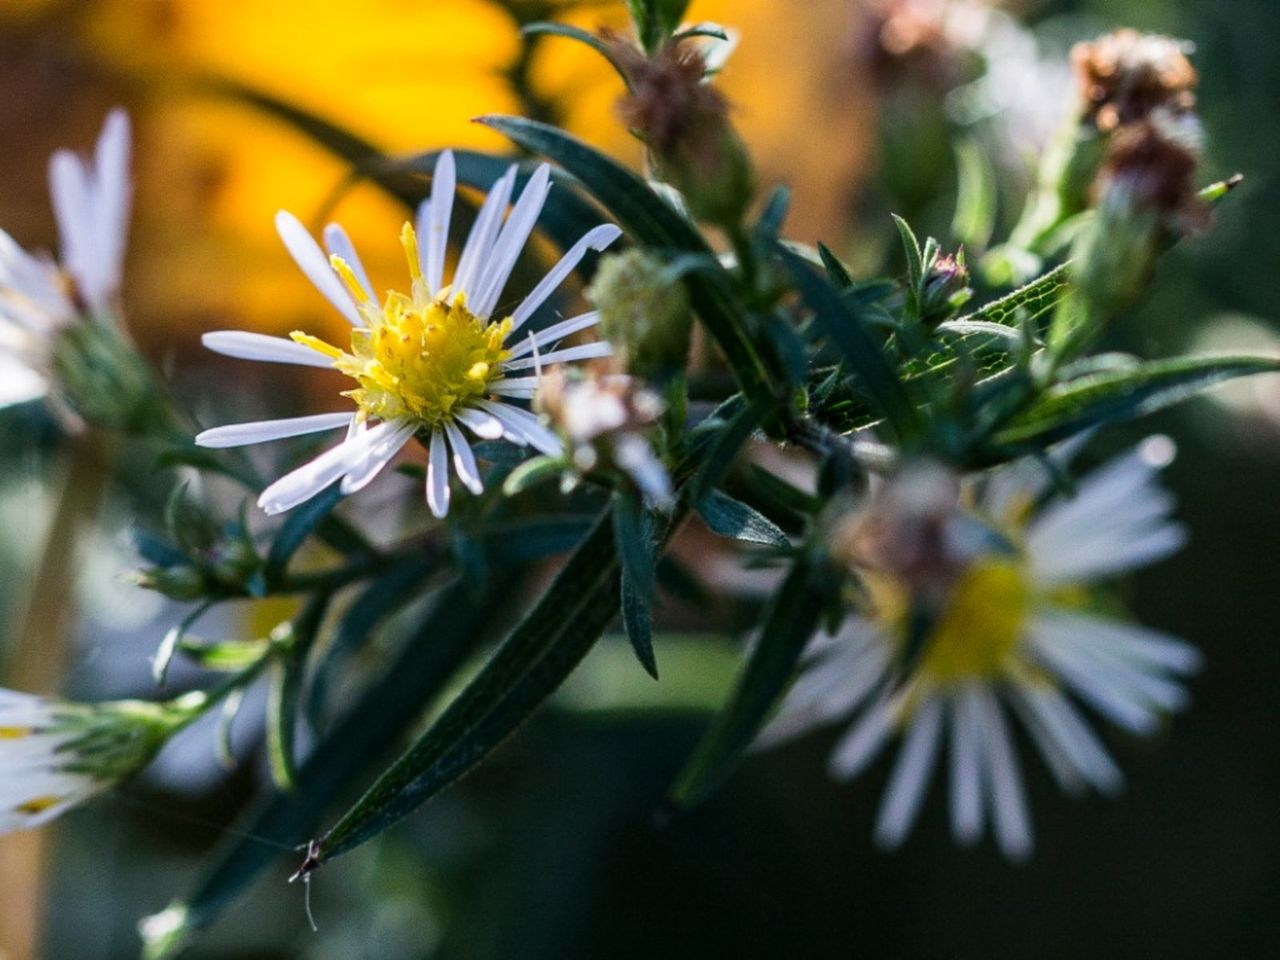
[196,153,622,518]
[1072,29,1197,134]
[0,688,194,834]
[760,437,1198,859]
[538,363,673,509]
[0,109,132,412]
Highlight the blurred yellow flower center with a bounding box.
[17,795,62,815]
[292,223,512,427]
[920,560,1030,683]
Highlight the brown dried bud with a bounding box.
[1072,29,1198,133]
[611,35,754,225]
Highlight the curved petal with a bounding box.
[510,224,623,331]
[202,331,337,369]
[196,412,354,448]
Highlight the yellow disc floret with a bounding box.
[918,560,1031,683]
[291,223,513,428]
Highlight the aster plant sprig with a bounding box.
[0,4,1276,956]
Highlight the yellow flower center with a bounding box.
[0,726,32,739]
[866,559,1032,685]
[920,560,1030,682]
[16,795,62,815]
[292,223,513,428]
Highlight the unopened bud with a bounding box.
[1073,109,1208,312]
[613,39,755,226]
[132,564,208,602]
[588,249,691,377]
[920,249,972,326]
[51,319,164,434]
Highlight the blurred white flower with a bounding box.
[759,437,1199,859]
[0,109,132,409]
[0,687,193,834]
[197,152,621,518]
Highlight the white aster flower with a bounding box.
[0,687,194,834]
[196,152,622,518]
[0,108,132,410]
[758,437,1199,860]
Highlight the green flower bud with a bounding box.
[51,319,167,435]
[588,249,692,377]
[132,564,208,602]
[919,250,972,327]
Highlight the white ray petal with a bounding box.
[323,223,375,301]
[973,688,1033,861]
[445,420,484,495]
[426,428,451,518]
[1006,687,1088,796]
[949,688,985,845]
[201,331,337,368]
[0,358,48,408]
[874,698,943,849]
[452,166,517,304]
[477,400,562,456]
[455,406,504,440]
[488,378,540,399]
[827,695,895,779]
[506,310,602,357]
[1019,687,1123,795]
[196,412,354,448]
[340,421,415,495]
[258,420,400,515]
[91,107,131,303]
[276,210,362,326]
[422,150,456,296]
[1040,610,1201,673]
[1028,631,1159,735]
[510,224,623,331]
[470,164,552,318]
[49,151,96,305]
[502,341,613,372]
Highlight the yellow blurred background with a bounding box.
[0,0,872,362]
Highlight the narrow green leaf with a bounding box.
[955,262,1072,330]
[817,242,854,290]
[892,213,924,291]
[148,579,507,953]
[696,488,790,548]
[309,509,627,866]
[523,22,631,87]
[620,578,657,680]
[477,115,771,402]
[667,553,826,809]
[952,136,998,250]
[153,602,213,686]
[755,186,791,244]
[263,484,344,586]
[612,491,656,601]
[176,637,269,672]
[265,656,302,791]
[995,355,1280,447]
[782,248,920,442]
[685,394,768,504]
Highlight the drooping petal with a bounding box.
[972,688,1033,861]
[873,697,943,849]
[454,406,505,440]
[949,687,985,845]
[426,427,451,518]
[827,695,895,780]
[257,420,402,514]
[340,421,415,495]
[444,420,484,495]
